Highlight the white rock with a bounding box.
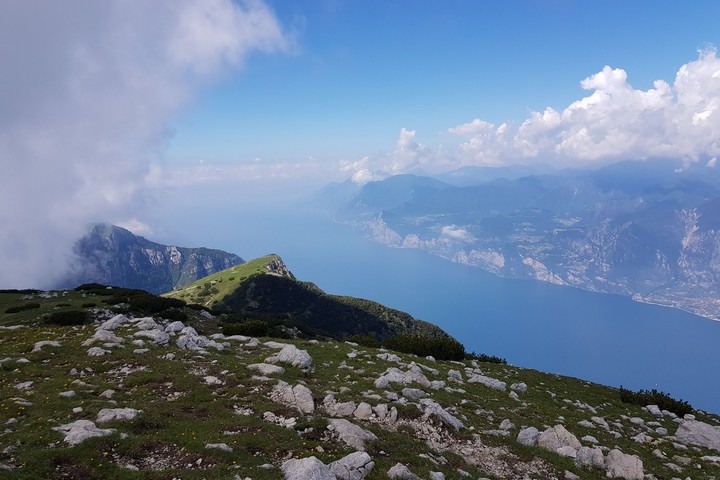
[133,330,169,345]
[32,341,61,352]
[467,374,506,391]
[99,389,115,399]
[266,344,313,368]
[557,446,577,458]
[53,419,115,445]
[376,352,401,363]
[575,446,604,468]
[99,314,129,330]
[164,321,185,333]
[538,424,581,452]
[387,463,420,479]
[59,390,76,398]
[401,388,427,400]
[517,426,541,447]
[134,317,160,330]
[282,456,335,480]
[271,381,315,414]
[604,449,644,480]
[510,382,528,393]
[499,419,515,431]
[353,402,373,420]
[329,451,374,480]
[328,419,377,451]
[646,404,663,416]
[204,376,223,386]
[247,363,285,376]
[205,443,233,452]
[420,399,463,431]
[96,408,141,423]
[675,419,720,451]
[87,346,111,356]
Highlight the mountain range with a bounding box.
[58,223,244,295]
[336,159,720,320]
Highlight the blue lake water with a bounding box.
[155,201,720,413]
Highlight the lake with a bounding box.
[154,199,720,413]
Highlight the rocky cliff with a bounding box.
[59,223,244,294]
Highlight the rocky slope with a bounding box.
[1,289,720,479]
[59,223,244,294]
[337,161,720,320]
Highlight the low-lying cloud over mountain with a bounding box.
[0,0,288,288]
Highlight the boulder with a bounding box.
[575,446,604,469]
[96,408,141,423]
[467,374,506,391]
[267,345,313,368]
[134,317,160,330]
[32,341,61,352]
[510,382,528,393]
[353,402,373,420]
[604,449,644,480]
[133,330,169,345]
[205,443,233,452]
[517,426,541,447]
[87,347,111,356]
[271,381,315,414]
[328,419,377,451]
[675,419,720,451]
[420,399,463,431]
[99,314,129,330]
[164,321,185,333]
[538,424,581,452]
[329,451,374,480]
[402,388,427,400]
[52,419,115,445]
[282,456,335,480]
[248,363,285,376]
[387,463,420,479]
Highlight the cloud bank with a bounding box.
[346,48,720,183]
[0,0,288,288]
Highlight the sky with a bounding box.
[2,0,720,287]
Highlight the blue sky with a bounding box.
[166,0,720,178]
[2,0,720,286]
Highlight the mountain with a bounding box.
[59,223,244,294]
[337,159,720,320]
[163,254,449,340]
[1,286,718,479]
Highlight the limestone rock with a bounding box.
[575,446,604,468]
[328,419,377,451]
[87,347,111,356]
[353,402,373,420]
[206,443,233,452]
[248,363,285,376]
[267,344,313,368]
[517,426,541,447]
[467,374,506,391]
[96,408,141,423]
[271,381,315,414]
[674,419,720,451]
[99,314,129,330]
[510,382,528,393]
[32,341,61,352]
[133,330,169,345]
[420,399,464,431]
[387,463,420,479]
[604,449,644,480]
[282,456,335,480]
[538,424,581,452]
[53,419,115,445]
[329,451,374,480]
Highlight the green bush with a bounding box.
[81,302,97,308]
[4,302,41,314]
[45,310,91,326]
[466,351,507,364]
[222,319,269,337]
[382,334,465,361]
[618,386,693,416]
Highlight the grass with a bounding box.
[1,291,720,479]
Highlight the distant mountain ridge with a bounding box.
[337,159,720,320]
[59,223,244,294]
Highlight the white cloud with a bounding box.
[450,48,720,167]
[440,225,474,242]
[0,0,288,288]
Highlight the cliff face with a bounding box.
[338,160,720,320]
[59,223,244,294]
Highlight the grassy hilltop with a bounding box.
[0,283,719,479]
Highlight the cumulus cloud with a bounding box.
[342,48,720,182]
[451,48,720,167]
[0,0,288,288]
[440,225,474,242]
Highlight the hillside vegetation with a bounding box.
[1,288,719,480]
[164,255,449,341]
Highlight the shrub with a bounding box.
[4,302,41,314]
[383,334,465,361]
[81,302,97,308]
[222,320,269,337]
[45,310,91,326]
[618,386,693,416]
[127,295,185,314]
[466,351,507,364]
